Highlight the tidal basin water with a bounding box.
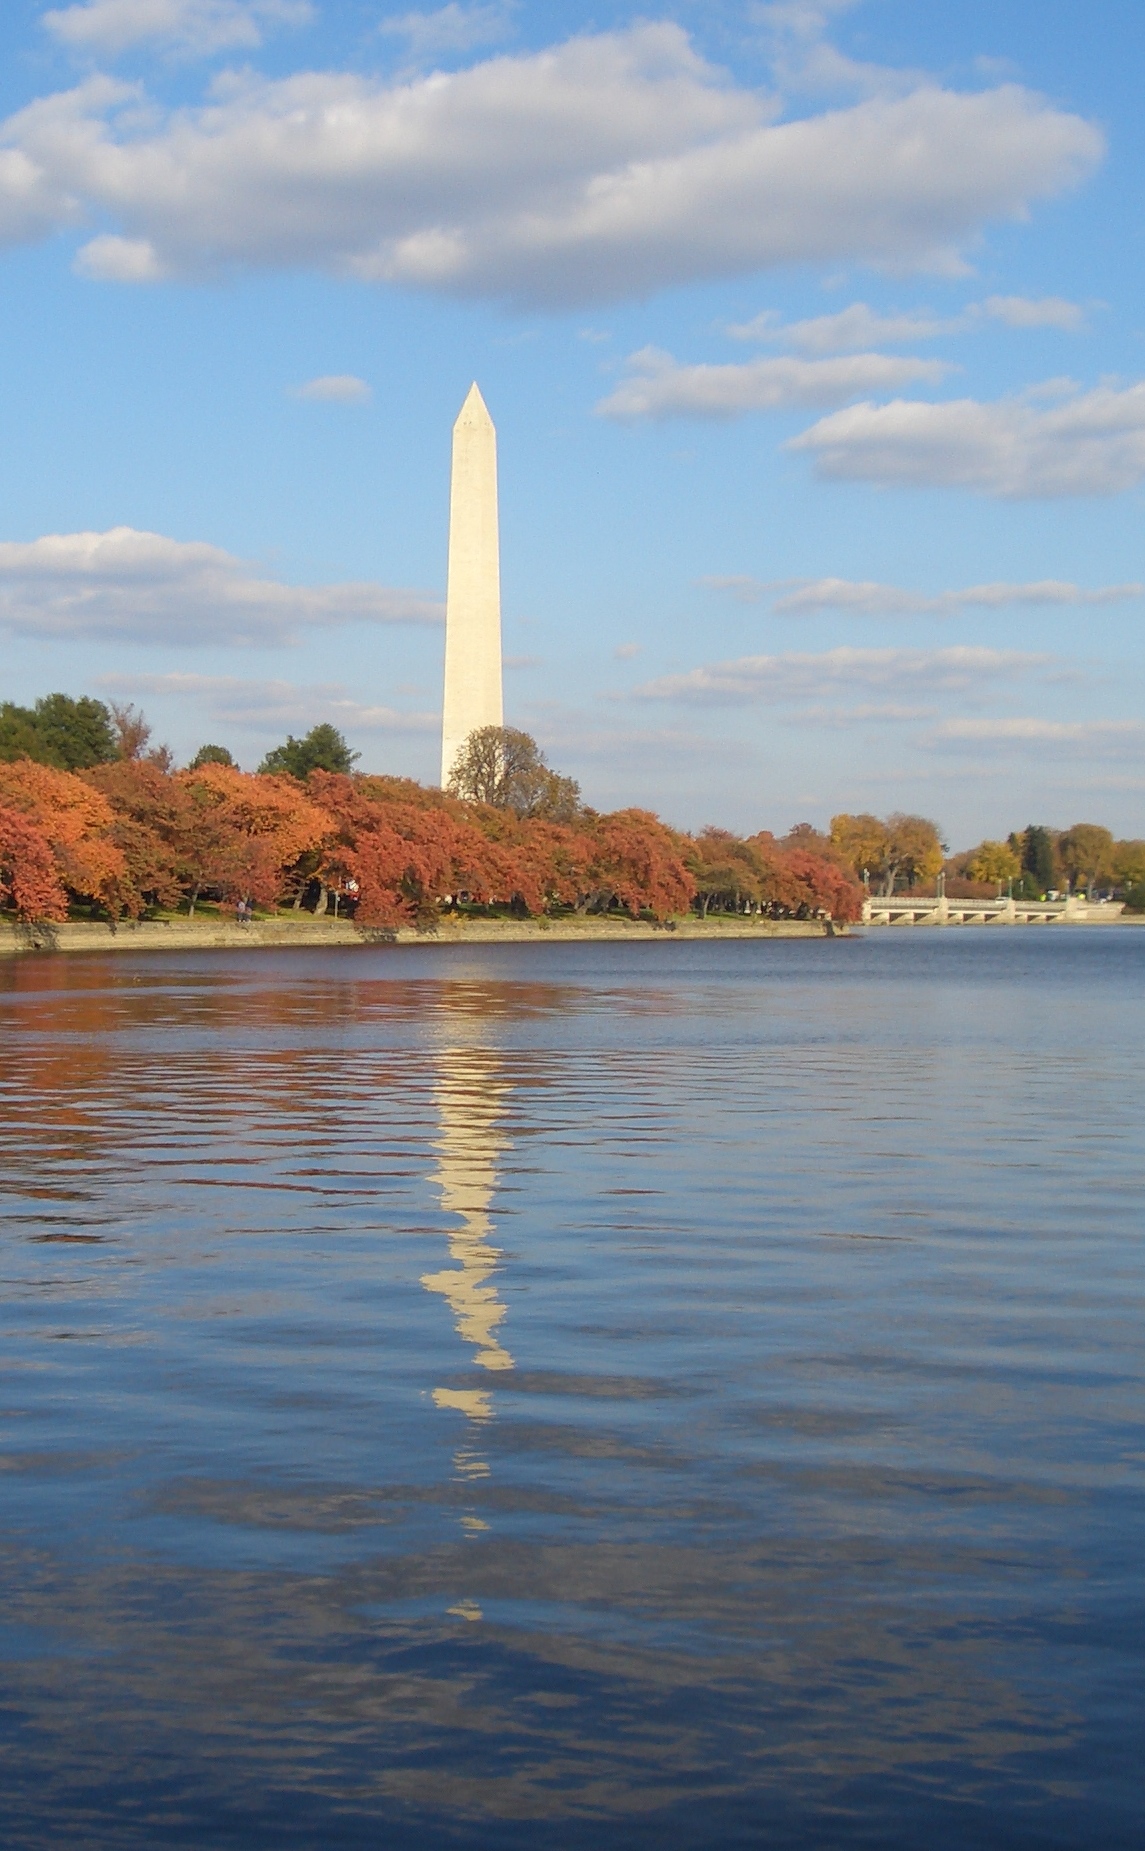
[1,932,1143,1849]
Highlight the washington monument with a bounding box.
[440,383,503,787]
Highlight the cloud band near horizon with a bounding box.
[633,645,1055,706]
[0,527,442,644]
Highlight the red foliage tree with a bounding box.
[310,773,526,924]
[584,809,695,918]
[749,833,863,921]
[781,845,864,922]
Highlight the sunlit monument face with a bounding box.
[440,382,504,789]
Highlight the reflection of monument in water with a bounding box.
[423,1049,514,1434]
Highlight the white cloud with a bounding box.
[727,294,1087,352]
[750,0,911,100]
[727,302,958,351]
[0,26,1102,305]
[596,346,950,420]
[773,700,939,726]
[75,232,169,279]
[699,575,770,605]
[42,0,313,59]
[379,3,515,61]
[927,716,1144,750]
[701,575,1143,615]
[99,672,437,734]
[790,381,1145,497]
[633,645,1050,706]
[0,526,441,643]
[983,294,1086,331]
[290,373,372,403]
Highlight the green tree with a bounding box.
[189,744,237,770]
[448,726,581,821]
[0,694,117,770]
[0,704,44,764]
[258,724,359,780]
[1018,825,1057,894]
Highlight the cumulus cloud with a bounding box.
[726,294,1087,352]
[790,380,1145,497]
[379,2,515,61]
[99,672,437,733]
[633,645,1050,706]
[0,526,441,643]
[42,0,313,59]
[0,26,1102,305]
[700,574,1143,615]
[290,373,372,403]
[596,346,950,420]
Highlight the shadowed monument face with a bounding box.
[440,382,503,789]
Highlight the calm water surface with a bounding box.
[1,931,1142,1848]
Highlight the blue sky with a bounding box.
[1,0,1142,844]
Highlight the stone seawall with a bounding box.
[0,914,842,957]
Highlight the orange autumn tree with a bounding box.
[0,759,127,915]
[85,757,193,912]
[0,805,69,921]
[173,763,334,910]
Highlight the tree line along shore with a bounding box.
[1,694,1142,934]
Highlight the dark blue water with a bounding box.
[1,930,1142,1849]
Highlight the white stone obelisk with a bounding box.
[440,383,503,788]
